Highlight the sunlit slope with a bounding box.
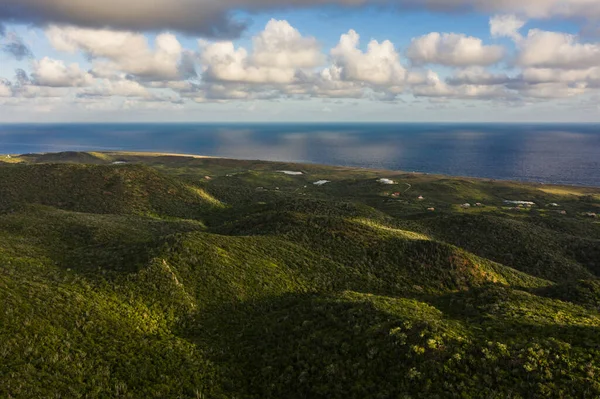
[0,163,223,218]
[0,204,548,306]
[212,210,550,293]
[28,151,113,164]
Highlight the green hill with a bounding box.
[538,280,600,310]
[415,213,597,281]
[1,153,600,398]
[0,163,223,218]
[24,151,113,164]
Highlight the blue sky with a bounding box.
[0,1,599,122]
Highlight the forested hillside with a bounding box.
[1,151,600,398]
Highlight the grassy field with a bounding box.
[1,151,600,398]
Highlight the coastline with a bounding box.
[2,150,600,192]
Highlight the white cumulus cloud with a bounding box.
[517,30,600,69]
[252,19,324,69]
[31,57,94,87]
[46,26,184,81]
[330,30,407,86]
[200,19,322,84]
[407,32,505,67]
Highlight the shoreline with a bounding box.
[2,150,600,192]
[105,151,220,159]
[108,151,600,191]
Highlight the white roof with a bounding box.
[504,200,535,205]
[278,170,303,175]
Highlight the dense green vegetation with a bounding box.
[1,151,600,398]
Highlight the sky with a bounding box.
[0,0,600,122]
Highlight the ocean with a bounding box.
[1,123,599,187]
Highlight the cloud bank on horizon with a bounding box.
[0,0,599,121]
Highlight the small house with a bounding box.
[313,180,331,186]
[504,200,535,206]
[278,170,303,175]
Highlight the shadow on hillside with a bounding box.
[417,213,597,282]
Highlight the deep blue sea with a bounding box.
[1,123,599,187]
